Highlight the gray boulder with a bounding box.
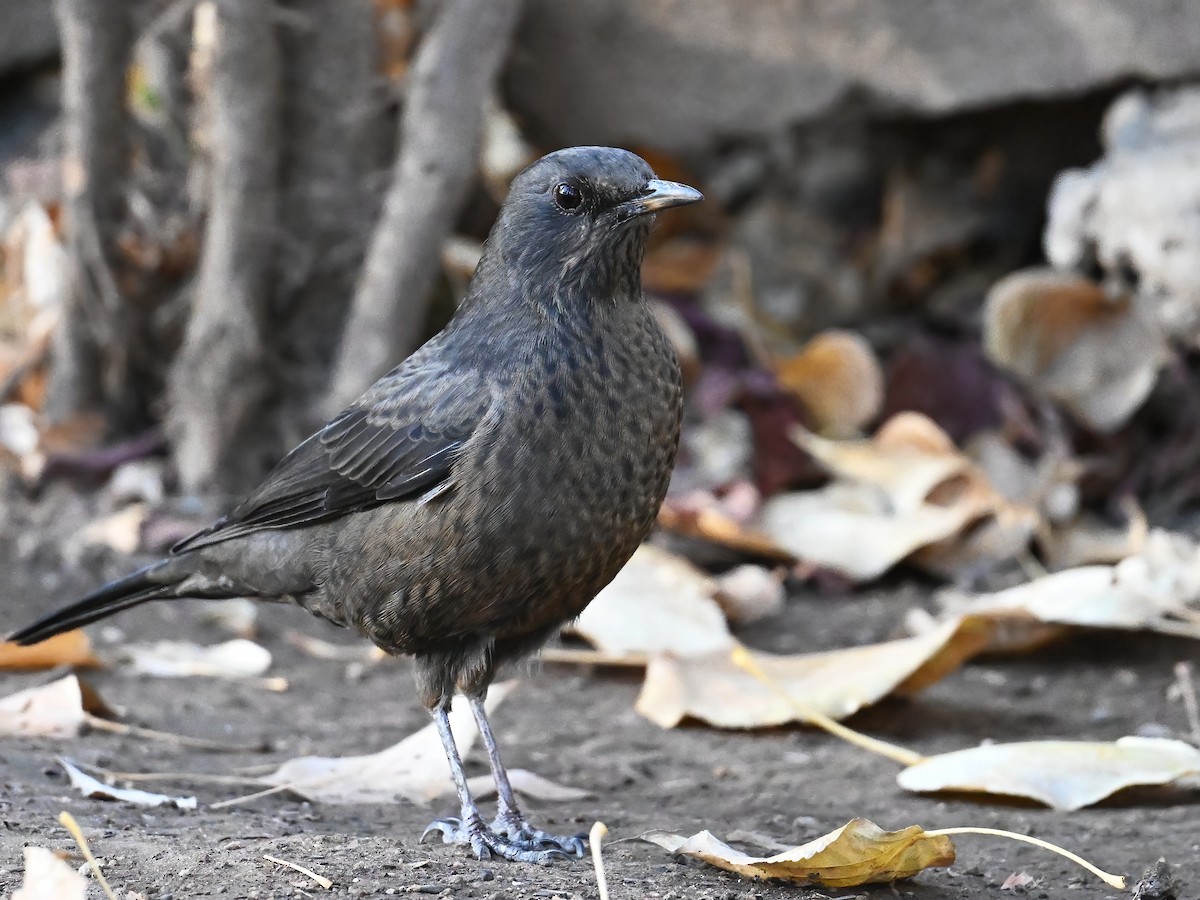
[506,0,1200,151]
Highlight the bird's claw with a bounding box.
[421,815,577,864]
[490,811,587,858]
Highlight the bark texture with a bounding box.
[273,0,385,444]
[168,0,281,492]
[43,0,134,426]
[323,0,523,414]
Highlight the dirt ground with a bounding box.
[1,527,1197,900]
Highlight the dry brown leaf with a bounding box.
[898,737,1200,810]
[11,846,88,900]
[113,638,273,678]
[759,482,980,582]
[642,817,954,887]
[939,530,1200,640]
[795,416,969,512]
[984,269,1167,431]
[636,615,994,729]
[0,630,98,670]
[657,502,793,562]
[262,683,534,804]
[571,545,734,660]
[0,674,92,738]
[774,331,884,438]
[764,414,1033,581]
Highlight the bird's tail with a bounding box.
[7,558,194,646]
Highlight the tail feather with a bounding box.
[7,561,182,646]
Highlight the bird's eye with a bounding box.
[553,182,583,212]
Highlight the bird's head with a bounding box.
[490,146,702,298]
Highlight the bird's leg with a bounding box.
[468,695,586,858]
[421,704,570,864]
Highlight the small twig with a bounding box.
[589,822,610,900]
[1173,662,1200,746]
[926,826,1125,890]
[729,645,926,767]
[73,760,265,787]
[84,713,266,752]
[58,811,119,900]
[263,853,332,890]
[209,783,291,809]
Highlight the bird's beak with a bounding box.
[617,179,703,221]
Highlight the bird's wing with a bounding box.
[172,357,491,553]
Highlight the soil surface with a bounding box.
[0,526,1196,900]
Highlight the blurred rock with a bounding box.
[507,0,1200,152]
[1047,87,1200,344]
[0,2,57,78]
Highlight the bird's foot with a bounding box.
[490,810,587,858]
[421,815,576,864]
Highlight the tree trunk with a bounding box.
[272,0,386,446]
[167,0,281,493]
[43,0,134,426]
[322,0,523,414]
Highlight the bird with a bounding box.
[9,146,701,864]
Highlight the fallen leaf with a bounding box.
[261,682,536,804]
[0,630,98,670]
[774,330,884,437]
[759,482,979,582]
[796,415,969,512]
[59,757,197,810]
[113,638,273,678]
[657,500,794,562]
[11,846,88,900]
[636,616,994,729]
[938,530,1200,641]
[761,414,1031,582]
[0,674,91,738]
[570,545,734,660]
[897,737,1200,811]
[984,269,1167,431]
[642,817,955,887]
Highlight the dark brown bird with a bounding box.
[10,147,701,863]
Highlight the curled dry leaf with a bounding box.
[259,682,559,805]
[59,757,197,810]
[760,482,980,582]
[570,544,734,661]
[113,638,273,678]
[984,269,1167,431]
[762,413,1032,582]
[897,737,1200,811]
[636,615,994,729]
[0,630,98,670]
[938,529,1200,641]
[773,330,884,437]
[642,817,955,888]
[11,846,88,900]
